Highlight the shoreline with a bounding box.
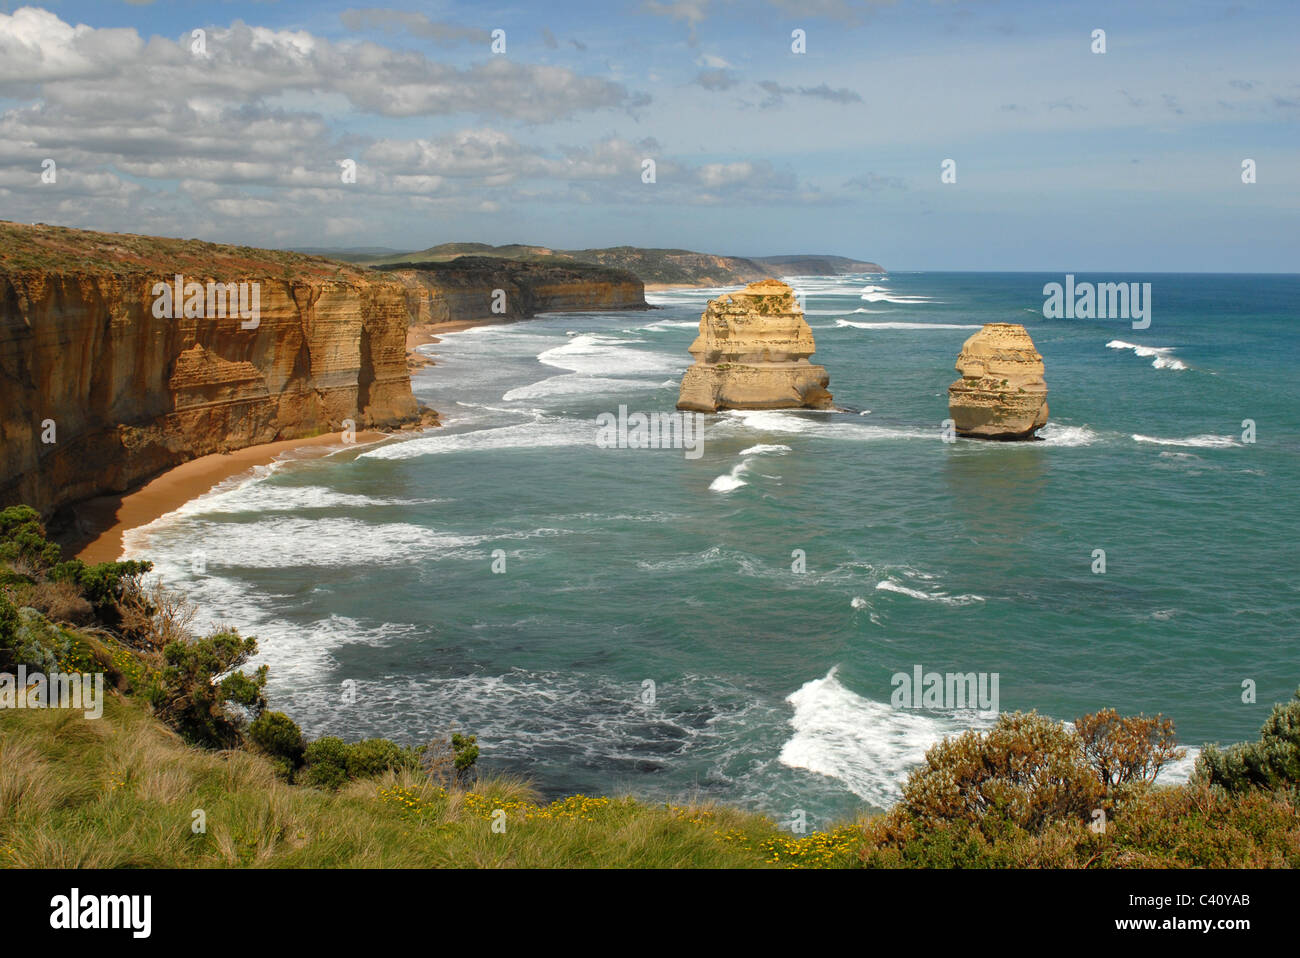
[68,311,628,566]
[68,430,388,564]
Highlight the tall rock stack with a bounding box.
[947,323,1049,439]
[675,279,832,413]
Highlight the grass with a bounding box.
[0,694,857,868]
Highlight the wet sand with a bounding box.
[70,430,387,563]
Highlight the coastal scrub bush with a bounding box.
[51,558,153,627]
[453,733,479,784]
[1074,708,1185,790]
[147,628,267,748]
[19,580,93,625]
[249,711,306,778]
[419,731,480,787]
[346,738,420,779]
[302,736,422,789]
[0,592,18,652]
[114,578,197,651]
[302,737,349,789]
[0,505,61,571]
[900,711,1103,833]
[1194,687,1300,793]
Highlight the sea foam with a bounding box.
[1106,340,1188,371]
[778,668,993,809]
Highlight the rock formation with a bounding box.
[947,323,1048,439]
[676,279,832,412]
[0,221,422,517]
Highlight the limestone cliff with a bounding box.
[676,279,832,412]
[378,257,646,325]
[0,221,421,517]
[947,323,1049,440]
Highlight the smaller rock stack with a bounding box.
[947,323,1049,439]
[675,279,832,412]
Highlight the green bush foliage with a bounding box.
[0,505,62,571]
[249,710,306,778]
[147,628,268,748]
[302,735,420,789]
[1195,687,1300,792]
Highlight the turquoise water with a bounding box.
[125,272,1300,826]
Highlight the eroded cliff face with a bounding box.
[676,279,832,412]
[0,222,420,516]
[384,257,646,324]
[947,323,1049,440]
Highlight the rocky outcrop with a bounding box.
[676,279,832,412]
[0,221,422,518]
[947,323,1048,439]
[379,257,646,325]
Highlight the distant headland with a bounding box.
[306,242,885,289]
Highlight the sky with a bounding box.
[0,0,1295,270]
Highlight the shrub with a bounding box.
[51,558,153,627]
[420,730,480,787]
[1074,708,1185,790]
[19,580,93,625]
[249,711,306,778]
[453,733,479,784]
[148,628,267,748]
[0,591,18,652]
[900,711,1103,834]
[0,505,62,570]
[1195,687,1300,793]
[345,738,419,779]
[301,736,421,789]
[302,737,349,790]
[4,607,69,672]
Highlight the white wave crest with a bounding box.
[360,419,592,460]
[875,579,985,606]
[1132,433,1238,448]
[709,461,750,493]
[835,319,980,330]
[779,668,992,808]
[1037,423,1100,446]
[1106,340,1188,371]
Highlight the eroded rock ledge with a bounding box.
[676,279,832,413]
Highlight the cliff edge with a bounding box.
[0,221,422,517]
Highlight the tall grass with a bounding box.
[0,695,804,868]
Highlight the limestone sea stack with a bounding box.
[947,323,1049,439]
[676,279,832,412]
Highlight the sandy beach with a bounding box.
[69,430,388,564]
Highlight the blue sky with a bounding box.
[0,0,1295,269]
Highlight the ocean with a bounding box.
[122,271,1300,827]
